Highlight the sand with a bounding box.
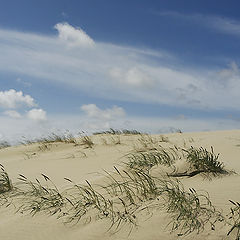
[0,130,239,240]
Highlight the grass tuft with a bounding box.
[185,146,228,177]
[0,164,12,194]
[227,200,240,239]
[126,147,180,170]
[0,141,11,149]
[158,179,223,236]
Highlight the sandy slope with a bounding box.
[0,130,240,240]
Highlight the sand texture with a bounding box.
[0,130,240,240]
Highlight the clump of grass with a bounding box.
[38,142,52,151]
[169,146,230,178]
[126,147,180,170]
[79,135,94,148]
[14,174,66,216]
[158,179,223,236]
[227,200,240,239]
[21,131,77,145]
[0,165,12,194]
[185,146,228,177]
[0,141,11,149]
[133,135,159,152]
[63,177,139,232]
[109,136,121,145]
[102,167,159,203]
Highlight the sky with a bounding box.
[0,0,240,143]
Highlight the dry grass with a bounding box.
[0,141,11,149]
[93,128,142,135]
[0,164,12,194]
[227,200,240,240]
[0,140,236,238]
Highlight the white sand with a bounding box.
[0,130,239,240]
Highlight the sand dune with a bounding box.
[0,130,240,240]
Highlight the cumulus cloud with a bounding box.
[81,104,125,120]
[3,110,22,119]
[0,89,36,109]
[54,22,95,48]
[27,108,47,122]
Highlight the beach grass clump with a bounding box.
[63,177,139,231]
[40,132,77,144]
[21,131,77,145]
[159,179,223,236]
[126,147,180,170]
[227,200,240,240]
[14,174,66,216]
[79,135,94,148]
[0,165,12,194]
[185,146,228,177]
[102,167,159,203]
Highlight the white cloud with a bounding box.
[27,108,47,122]
[81,104,125,120]
[0,89,36,109]
[109,67,155,88]
[54,22,95,48]
[0,113,239,144]
[0,24,239,110]
[3,110,22,119]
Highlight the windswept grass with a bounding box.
[79,134,94,148]
[93,128,142,135]
[21,131,77,145]
[227,200,240,240]
[14,174,66,216]
[0,141,11,149]
[0,141,235,238]
[125,147,180,170]
[0,164,12,194]
[158,179,223,236]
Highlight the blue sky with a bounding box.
[0,0,240,142]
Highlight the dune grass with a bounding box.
[14,174,66,216]
[227,200,240,240]
[0,138,236,238]
[0,165,12,194]
[0,141,11,149]
[21,131,77,145]
[125,147,180,170]
[93,128,142,135]
[158,179,223,236]
[79,135,94,148]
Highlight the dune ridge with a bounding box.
[0,129,240,240]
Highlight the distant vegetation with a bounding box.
[0,141,11,149]
[93,128,142,135]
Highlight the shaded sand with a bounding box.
[0,130,240,239]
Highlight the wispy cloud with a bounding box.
[157,11,240,37]
[3,110,22,119]
[0,23,239,110]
